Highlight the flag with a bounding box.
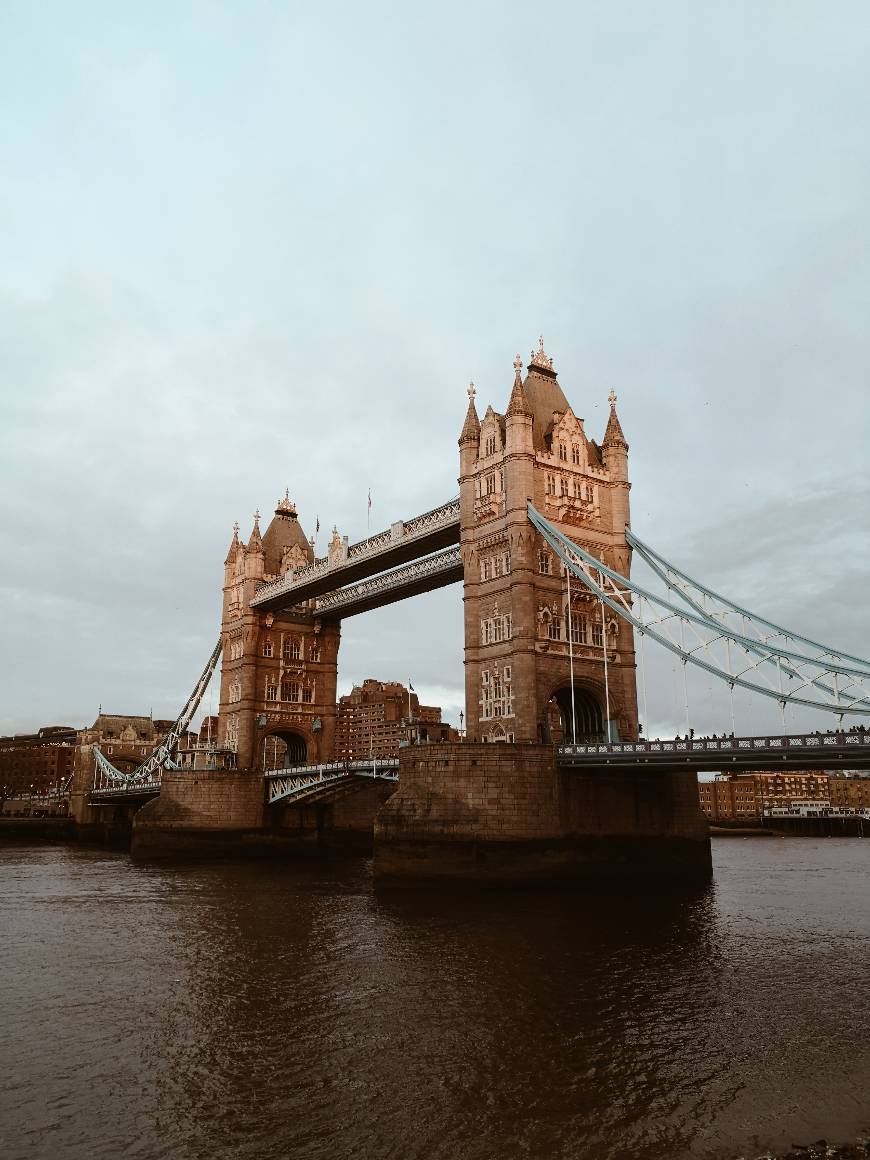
[408,680,414,691]
[367,489,372,511]
[315,517,320,535]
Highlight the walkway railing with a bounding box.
[559,723,870,770]
[252,498,460,609]
[89,779,162,802]
[557,730,870,758]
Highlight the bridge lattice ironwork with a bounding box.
[90,637,223,797]
[265,758,399,805]
[529,504,870,722]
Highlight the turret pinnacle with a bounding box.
[602,388,628,450]
[247,509,264,552]
[505,353,531,417]
[224,521,240,565]
[458,381,481,445]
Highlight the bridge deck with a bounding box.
[556,731,870,773]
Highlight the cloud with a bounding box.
[2,2,870,742]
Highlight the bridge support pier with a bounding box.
[374,743,711,884]
[131,769,266,860]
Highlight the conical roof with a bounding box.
[602,389,628,449]
[506,354,531,418]
[262,492,314,574]
[247,510,264,553]
[224,522,240,565]
[459,382,481,444]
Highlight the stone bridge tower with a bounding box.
[459,339,639,745]
[217,494,340,771]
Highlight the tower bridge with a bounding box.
[75,336,870,881]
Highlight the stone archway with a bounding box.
[547,686,605,744]
[262,729,308,770]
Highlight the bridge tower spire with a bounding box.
[458,341,638,745]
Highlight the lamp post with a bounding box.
[459,710,464,741]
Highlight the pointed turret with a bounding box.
[458,381,481,445]
[522,336,571,451]
[224,521,240,566]
[505,353,531,418]
[602,388,628,450]
[505,352,534,459]
[602,389,630,530]
[247,509,264,553]
[262,489,314,574]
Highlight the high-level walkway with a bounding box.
[251,498,460,613]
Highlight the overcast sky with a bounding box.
[2,1,869,739]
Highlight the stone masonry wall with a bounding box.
[374,742,711,882]
[131,770,264,859]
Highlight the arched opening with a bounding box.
[547,686,605,744]
[262,730,308,769]
[112,757,140,774]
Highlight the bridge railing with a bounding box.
[557,731,870,758]
[265,757,400,780]
[89,779,162,801]
[265,758,399,805]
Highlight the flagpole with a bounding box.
[566,553,577,743]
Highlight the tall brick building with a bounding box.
[459,340,638,744]
[334,679,453,760]
[0,726,76,795]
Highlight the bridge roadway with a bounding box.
[556,729,870,773]
[251,499,461,613]
[88,730,870,806]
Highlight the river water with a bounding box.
[0,838,867,1160]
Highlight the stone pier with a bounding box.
[374,742,711,884]
[130,768,397,860]
[131,769,265,860]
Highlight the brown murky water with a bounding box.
[0,839,868,1160]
